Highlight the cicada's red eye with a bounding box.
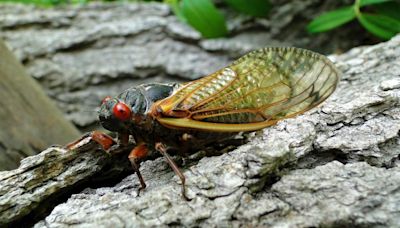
[113,102,132,121]
[101,96,112,105]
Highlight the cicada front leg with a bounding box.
[66,131,136,155]
[65,131,116,152]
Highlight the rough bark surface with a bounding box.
[0,40,80,171]
[0,142,133,227]
[0,34,399,227]
[0,1,373,131]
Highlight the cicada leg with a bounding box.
[118,132,129,146]
[155,142,189,200]
[128,142,148,192]
[65,131,116,151]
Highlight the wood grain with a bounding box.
[0,39,80,170]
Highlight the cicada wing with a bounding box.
[153,47,340,132]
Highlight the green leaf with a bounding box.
[307,6,356,33]
[359,0,392,7]
[374,2,400,20]
[224,0,271,17]
[180,0,228,38]
[164,0,187,22]
[358,13,400,39]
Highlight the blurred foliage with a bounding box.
[165,0,228,38]
[224,0,271,17]
[307,0,400,40]
[178,0,228,38]
[166,0,271,38]
[1,0,398,40]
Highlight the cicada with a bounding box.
[67,47,340,199]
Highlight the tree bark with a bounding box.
[0,40,80,170]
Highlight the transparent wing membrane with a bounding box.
[153,47,340,132]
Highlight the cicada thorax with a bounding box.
[99,83,177,135]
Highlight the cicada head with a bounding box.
[98,87,148,133]
[98,97,132,132]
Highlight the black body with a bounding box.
[98,83,235,155]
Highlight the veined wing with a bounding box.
[152,47,340,132]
